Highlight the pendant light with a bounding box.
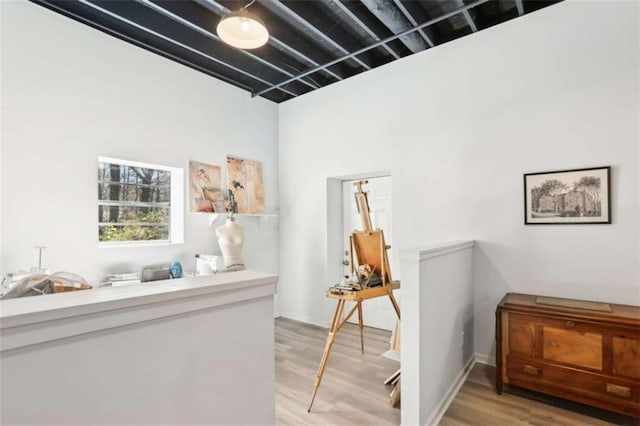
[217,1,269,50]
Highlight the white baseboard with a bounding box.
[424,355,475,426]
[474,352,496,367]
[277,312,328,329]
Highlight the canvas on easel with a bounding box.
[349,180,394,287]
[350,230,393,286]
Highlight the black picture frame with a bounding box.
[524,166,611,225]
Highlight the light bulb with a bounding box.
[217,10,269,49]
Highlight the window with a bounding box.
[98,157,183,245]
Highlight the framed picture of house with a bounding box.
[524,166,611,224]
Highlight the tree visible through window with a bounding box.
[98,160,172,242]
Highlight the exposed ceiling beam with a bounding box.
[360,0,429,53]
[137,0,319,91]
[267,37,342,82]
[392,0,434,48]
[455,0,478,32]
[30,0,255,94]
[325,0,401,60]
[196,0,343,82]
[75,0,300,97]
[257,0,372,71]
[256,0,488,97]
[515,0,524,16]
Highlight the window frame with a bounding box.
[97,156,184,247]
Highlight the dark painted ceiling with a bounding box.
[32,0,562,103]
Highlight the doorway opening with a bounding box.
[315,172,401,417]
[342,176,397,331]
[326,173,398,332]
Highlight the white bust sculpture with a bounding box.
[215,214,245,272]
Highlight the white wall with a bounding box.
[278,0,639,367]
[0,1,279,283]
[0,4,4,281]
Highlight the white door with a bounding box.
[343,176,399,331]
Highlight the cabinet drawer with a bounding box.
[507,354,640,404]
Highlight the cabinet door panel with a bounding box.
[543,326,603,370]
[509,320,537,357]
[613,336,640,379]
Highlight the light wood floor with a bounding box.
[275,318,638,426]
[275,317,401,425]
[441,363,638,426]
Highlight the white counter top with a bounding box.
[0,270,278,351]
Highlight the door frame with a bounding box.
[325,170,391,295]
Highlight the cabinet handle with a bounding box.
[565,320,575,328]
[606,383,631,398]
[522,364,541,376]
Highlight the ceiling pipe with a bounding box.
[268,37,343,82]
[360,0,429,53]
[515,0,525,16]
[76,0,301,97]
[137,0,320,90]
[391,0,435,48]
[455,0,478,32]
[30,0,256,94]
[197,0,344,82]
[255,0,489,97]
[257,0,372,71]
[324,0,401,60]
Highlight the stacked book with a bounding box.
[102,272,141,287]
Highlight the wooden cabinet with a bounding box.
[496,293,640,418]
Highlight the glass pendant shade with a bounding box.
[217,10,269,50]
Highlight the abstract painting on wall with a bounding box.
[189,161,225,213]
[226,156,265,214]
[524,166,610,224]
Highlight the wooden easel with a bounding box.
[307,180,401,412]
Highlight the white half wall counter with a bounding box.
[0,270,278,425]
[400,241,475,426]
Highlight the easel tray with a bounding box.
[326,282,400,301]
